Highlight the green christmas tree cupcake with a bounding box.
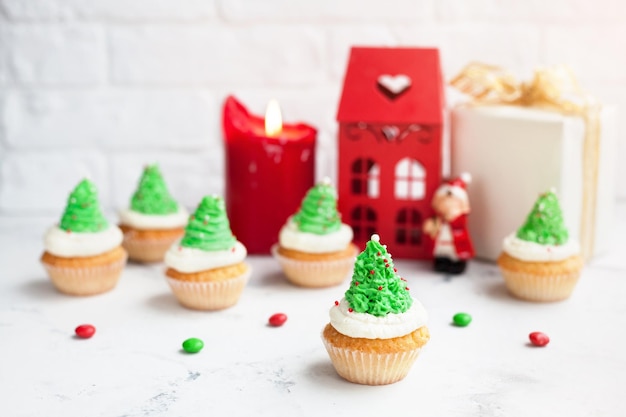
[272,177,356,287]
[497,190,583,301]
[321,234,429,385]
[164,195,250,310]
[119,164,188,263]
[41,179,127,296]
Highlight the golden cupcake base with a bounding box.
[119,225,184,263]
[271,244,357,288]
[321,323,430,385]
[165,262,251,310]
[40,246,128,296]
[497,252,583,302]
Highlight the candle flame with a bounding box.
[265,99,282,137]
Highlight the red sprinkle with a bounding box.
[385,264,390,268]
[66,229,71,234]
[268,313,288,327]
[75,324,96,339]
[355,281,359,286]
[394,268,397,272]
[529,332,550,347]
[334,300,339,306]
[378,286,383,291]
[377,252,381,256]
[370,270,375,274]
[400,277,407,281]
[348,308,353,313]
[384,259,388,263]
[405,287,410,291]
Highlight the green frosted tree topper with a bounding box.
[292,179,341,235]
[344,234,413,317]
[180,196,236,251]
[59,179,109,233]
[130,164,178,215]
[516,190,569,245]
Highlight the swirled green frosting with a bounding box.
[516,190,569,245]
[292,181,341,235]
[180,196,236,251]
[130,164,178,215]
[59,179,109,233]
[344,236,413,317]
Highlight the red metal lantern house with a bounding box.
[336,47,444,259]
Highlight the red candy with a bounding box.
[529,331,549,347]
[75,324,96,339]
[268,313,288,327]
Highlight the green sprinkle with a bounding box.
[453,312,472,327]
[182,337,204,353]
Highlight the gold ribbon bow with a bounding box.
[450,63,602,260]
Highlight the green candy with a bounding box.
[182,337,204,353]
[453,312,472,327]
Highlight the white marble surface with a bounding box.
[1,210,625,417]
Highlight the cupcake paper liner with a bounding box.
[321,333,422,385]
[499,268,581,302]
[41,254,128,296]
[122,234,179,263]
[166,268,251,311]
[271,244,356,288]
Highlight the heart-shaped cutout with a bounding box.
[377,74,411,100]
[381,125,400,141]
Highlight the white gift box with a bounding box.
[450,104,616,262]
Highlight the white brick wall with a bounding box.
[0,0,624,218]
[2,24,105,86]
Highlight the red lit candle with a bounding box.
[222,96,317,254]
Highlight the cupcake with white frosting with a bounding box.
[497,190,583,302]
[119,164,187,263]
[272,178,357,287]
[321,234,430,385]
[41,179,127,296]
[164,195,250,310]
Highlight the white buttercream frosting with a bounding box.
[119,207,188,230]
[164,240,247,273]
[44,225,123,257]
[503,233,580,262]
[329,298,428,340]
[278,218,353,253]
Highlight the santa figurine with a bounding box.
[423,173,475,274]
